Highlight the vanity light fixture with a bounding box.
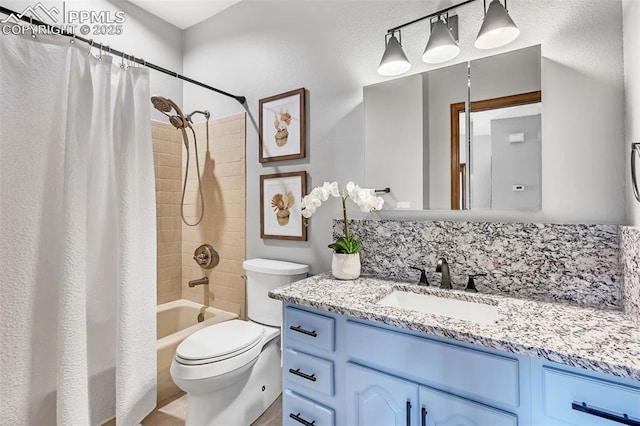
[475,0,520,49]
[376,0,520,76]
[377,0,476,76]
[377,30,411,76]
[422,14,460,64]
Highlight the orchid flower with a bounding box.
[301,181,384,253]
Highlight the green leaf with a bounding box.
[328,235,361,254]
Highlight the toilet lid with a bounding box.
[176,320,265,362]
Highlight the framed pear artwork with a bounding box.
[258,88,306,162]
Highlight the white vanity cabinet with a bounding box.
[281,303,640,426]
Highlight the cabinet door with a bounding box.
[346,363,418,426]
[420,386,517,426]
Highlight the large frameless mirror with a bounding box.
[364,45,541,211]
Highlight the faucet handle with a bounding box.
[435,258,448,272]
[409,266,429,286]
[465,273,486,292]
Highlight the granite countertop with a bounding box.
[269,273,640,382]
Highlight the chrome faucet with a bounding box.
[188,277,209,287]
[435,258,452,289]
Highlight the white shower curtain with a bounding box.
[0,30,157,425]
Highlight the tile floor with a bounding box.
[142,393,282,426]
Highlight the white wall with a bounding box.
[364,74,423,210]
[426,62,469,209]
[624,0,640,225]
[2,0,183,119]
[182,0,626,273]
[491,114,542,210]
[471,134,492,209]
[471,45,541,101]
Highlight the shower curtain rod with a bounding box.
[0,5,246,105]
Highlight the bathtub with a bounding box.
[157,299,238,404]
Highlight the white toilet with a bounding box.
[170,258,309,426]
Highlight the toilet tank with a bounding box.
[243,258,309,326]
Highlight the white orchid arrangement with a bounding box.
[301,181,384,254]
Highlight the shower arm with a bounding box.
[187,110,211,122]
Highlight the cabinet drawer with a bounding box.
[285,306,335,352]
[542,367,640,425]
[284,389,335,426]
[345,320,519,408]
[284,348,334,396]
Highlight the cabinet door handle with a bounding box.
[288,368,317,382]
[289,325,317,337]
[421,405,428,426]
[406,399,412,426]
[289,412,316,426]
[572,401,640,425]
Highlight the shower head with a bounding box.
[150,95,173,113]
[150,95,188,129]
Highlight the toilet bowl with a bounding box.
[170,258,309,426]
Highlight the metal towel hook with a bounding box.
[632,143,640,202]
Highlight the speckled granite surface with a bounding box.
[334,220,621,308]
[621,226,640,324]
[270,274,640,381]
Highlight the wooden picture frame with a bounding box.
[260,171,307,240]
[259,88,306,163]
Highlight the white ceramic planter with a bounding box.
[331,252,361,280]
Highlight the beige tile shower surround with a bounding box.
[153,121,184,305]
[181,114,247,317]
[152,114,246,316]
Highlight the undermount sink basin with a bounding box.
[376,291,498,325]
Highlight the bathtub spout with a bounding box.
[188,277,209,287]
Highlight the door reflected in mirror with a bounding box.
[453,92,541,210]
[363,45,541,211]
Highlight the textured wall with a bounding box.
[2,0,184,121]
[335,219,621,308]
[624,0,640,225]
[181,114,247,318]
[620,226,640,323]
[183,0,625,275]
[153,121,183,305]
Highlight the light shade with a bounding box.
[475,0,520,50]
[377,34,411,76]
[422,19,460,64]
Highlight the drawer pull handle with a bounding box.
[288,368,317,382]
[289,412,316,426]
[572,401,640,425]
[290,325,317,337]
[421,405,428,426]
[406,399,412,426]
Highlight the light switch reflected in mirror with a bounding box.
[364,45,541,212]
[457,101,541,211]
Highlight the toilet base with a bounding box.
[184,337,282,426]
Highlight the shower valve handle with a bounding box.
[193,244,219,269]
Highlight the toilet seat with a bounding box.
[171,322,280,383]
[175,320,265,366]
